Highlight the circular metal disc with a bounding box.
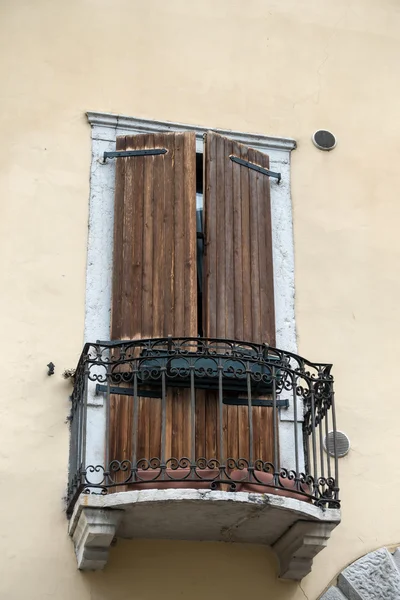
[312,130,337,151]
[324,430,350,457]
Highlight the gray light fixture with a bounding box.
[324,430,350,458]
[312,130,337,151]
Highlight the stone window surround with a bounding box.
[84,111,299,472]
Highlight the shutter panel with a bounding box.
[202,131,276,464]
[109,132,197,472]
[111,132,197,339]
[203,131,275,343]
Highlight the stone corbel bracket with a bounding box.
[70,506,124,570]
[273,520,338,580]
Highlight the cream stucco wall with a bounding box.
[1,0,400,598]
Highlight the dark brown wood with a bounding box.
[195,391,206,459]
[203,133,217,338]
[203,131,276,465]
[109,136,134,485]
[109,128,276,482]
[110,132,197,474]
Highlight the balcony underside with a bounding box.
[69,488,340,580]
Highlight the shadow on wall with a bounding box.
[84,539,302,600]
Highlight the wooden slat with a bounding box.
[131,138,145,339]
[109,136,134,486]
[215,134,226,337]
[240,142,252,342]
[224,136,239,462]
[258,150,275,345]
[248,148,261,342]
[153,132,166,338]
[203,133,217,338]
[163,135,175,462]
[111,135,125,339]
[234,139,248,463]
[232,140,244,341]
[109,135,126,467]
[184,133,198,338]
[141,134,155,338]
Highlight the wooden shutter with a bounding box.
[203,131,275,344]
[109,132,197,470]
[202,131,276,463]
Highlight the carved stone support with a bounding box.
[69,490,340,574]
[273,520,337,580]
[71,507,124,570]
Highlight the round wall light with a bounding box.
[312,130,337,151]
[324,430,350,458]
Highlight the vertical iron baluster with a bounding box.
[80,365,89,478]
[247,362,253,478]
[132,360,139,482]
[161,366,167,480]
[74,383,82,486]
[331,387,339,498]
[318,408,325,482]
[69,388,80,498]
[105,362,111,476]
[190,359,196,479]
[324,399,332,480]
[272,366,279,482]
[292,371,300,478]
[218,357,224,471]
[310,387,318,499]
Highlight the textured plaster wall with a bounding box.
[1,0,400,599]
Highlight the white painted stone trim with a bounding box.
[83,111,300,481]
[87,111,297,152]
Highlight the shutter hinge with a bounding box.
[230,155,281,183]
[102,148,167,162]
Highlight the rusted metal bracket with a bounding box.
[230,155,281,183]
[103,148,167,161]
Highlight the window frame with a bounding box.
[84,111,300,473]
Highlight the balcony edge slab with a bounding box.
[69,489,340,578]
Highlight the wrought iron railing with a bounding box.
[67,337,339,515]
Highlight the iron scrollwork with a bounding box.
[67,337,339,515]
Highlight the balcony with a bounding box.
[67,337,340,579]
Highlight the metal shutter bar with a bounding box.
[103,148,167,161]
[230,154,281,183]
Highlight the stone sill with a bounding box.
[69,489,340,580]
